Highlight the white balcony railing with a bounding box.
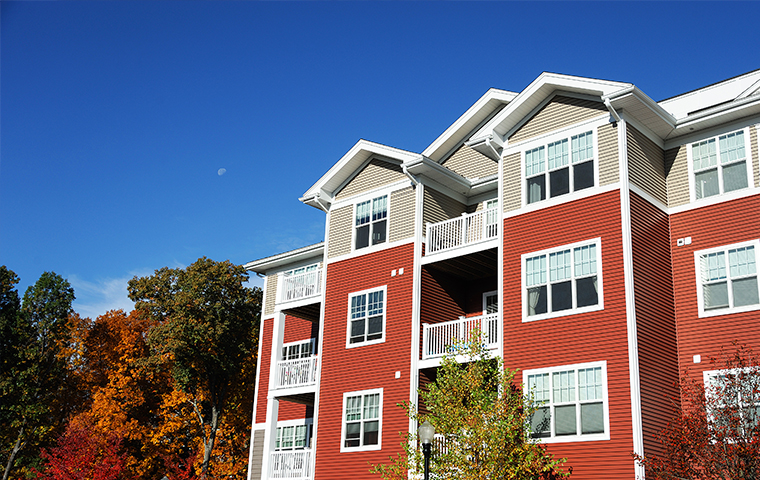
[426,208,498,255]
[275,356,319,389]
[278,269,322,304]
[422,313,499,360]
[269,450,312,479]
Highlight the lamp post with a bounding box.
[419,420,435,480]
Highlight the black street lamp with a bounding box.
[419,420,435,480]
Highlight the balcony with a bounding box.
[278,269,322,305]
[269,450,311,479]
[426,209,498,256]
[274,356,319,390]
[422,313,499,360]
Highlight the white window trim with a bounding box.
[523,360,610,443]
[346,285,387,349]
[283,262,320,277]
[687,126,754,204]
[519,123,601,209]
[275,418,313,451]
[694,239,760,318]
[482,290,498,315]
[340,388,383,452]
[281,338,316,360]
[352,190,390,253]
[521,238,604,323]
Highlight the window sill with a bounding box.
[340,444,382,453]
[522,304,604,323]
[698,303,760,319]
[345,338,386,349]
[536,432,610,444]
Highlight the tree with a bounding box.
[1,271,76,480]
[127,257,261,479]
[635,344,760,480]
[371,337,569,480]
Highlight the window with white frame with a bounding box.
[282,339,315,360]
[355,195,388,249]
[275,421,312,451]
[524,240,602,320]
[525,131,595,205]
[284,263,318,277]
[525,362,608,441]
[703,368,760,438]
[485,199,499,238]
[691,129,751,200]
[696,240,760,316]
[347,287,386,346]
[341,389,382,451]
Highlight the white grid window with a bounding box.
[696,240,760,317]
[526,362,608,442]
[525,130,595,205]
[355,195,388,249]
[524,240,602,321]
[275,423,311,451]
[703,368,760,439]
[342,389,382,451]
[282,339,315,360]
[691,129,750,200]
[348,287,386,346]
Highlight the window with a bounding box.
[525,362,608,442]
[341,389,382,451]
[275,422,312,451]
[282,339,315,360]
[485,199,499,238]
[347,287,386,347]
[691,129,751,200]
[483,290,498,315]
[355,195,388,249]
[704,368,760,439]
[523,240,602,321]
[696,240,760,317]
[525,131,595,204]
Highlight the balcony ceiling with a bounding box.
[423,247,497,281]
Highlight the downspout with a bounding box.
[485,137,501,160]
[314,193,329,213]
[604,98,622,124]
[402,163,420,187]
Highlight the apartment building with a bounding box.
[244,71,760,480]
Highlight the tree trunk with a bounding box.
[200,405,220,480]
[2,422,26,480]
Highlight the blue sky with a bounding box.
[2,1,757,318]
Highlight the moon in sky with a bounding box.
[218,168,227,176]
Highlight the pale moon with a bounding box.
[218,168,227,176]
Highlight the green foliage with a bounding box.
[1,269,76,480]
[371,337,569,480]
[127,257,262,478]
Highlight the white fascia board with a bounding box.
[659,69,760,119]
[301,140,419,202]
[421,88,517,162]
[472,73,632,140]
[243,242,325,275]
[604,86,677,140]
[403,156,472,195]
[671,95,760,135]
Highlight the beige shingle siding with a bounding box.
[335,159,405,200]
[752,126,759,188]
[503,152,521,212]
[598,122,619,186]
[665,145,689,208]
[422,187,466,237]
[509,96,608,144]
[441,144,497,179]
[264,274,277,316]
[328,204,353,258]
[628,126,667,205]
[389,186,415,242]
[249,429,265,480]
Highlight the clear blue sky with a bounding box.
[2,1,757,318]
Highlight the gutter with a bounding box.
[402,162,420,187]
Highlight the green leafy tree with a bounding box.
[372,338,569,480]
[1,271,76,480]
[127,257,261,479]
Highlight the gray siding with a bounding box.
[665,145,689,207]
[327,204,353,259]
[502,152,522,213]
[250,429,265,480]
[335,159,405,200]
[598,122,619,186]
[389,186,416,243]
[509,96,607,144]
[441,144,497,179]
[628,126,667,205]
[422,188,466,237]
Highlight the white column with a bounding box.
[260,311,286,479]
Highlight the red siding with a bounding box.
[283,314,317,344]
[255,317,273,424]
[670,193,760,377]
[503,190,635,478]
[315,244,415,479]
[629,192,679,459]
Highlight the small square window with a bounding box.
[347,287,386,347]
